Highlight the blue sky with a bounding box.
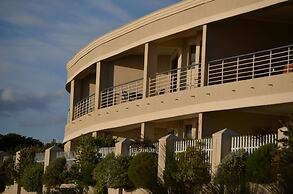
[0,0,179,143]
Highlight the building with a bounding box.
[63,0,293,152]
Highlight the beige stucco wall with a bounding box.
[66,0,287,85]
[206,18,293,61]
[201,110,288,137]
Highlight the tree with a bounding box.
[0,133,43,154]
[165,146,210,194]
[93,153,134,194]
[214,149,248,193]
[20,163,43,194]
[273,119,293,194]
[128,152,164,193]
[43,157,67,190]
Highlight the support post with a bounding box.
[69,80,75,121]
[200,25,207,87]
[211,128,238,174]
[140,122,155,142]
[158,134,180,183]
[143,43,157,98]
[95,62,101,109]
[115,138,132,156]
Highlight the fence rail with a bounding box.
[99,147,115,158]
[100,78,143,108]
[208,44,293,85]
[231,133,277,154]
[148,64,201,97]
[129,142,159,156]
[174,138,212,165]
[73,93,95,120]
[34,153,45,163]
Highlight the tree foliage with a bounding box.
[128,152,163,193]
[43,157,67,189]
[214,149,247,193]
[0,133,43,154]
[93,153,134,193]
[20,163,43,194]
[246,143,276,184]
[0,158,16,193]
[165,146,210,194]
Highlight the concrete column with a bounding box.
[177,47,187,90]
[140,122,155,142]
[211,128,238,174]
[197,113,204,139]
[69,80,75,121]
[191,118,198,139]
[95,62,101,109]
[44,145,63,171]
[64,141,72,153]
[92,131,97,138]
[158,134,180,183]
[200,25,207,87]
[277,126,288,148]
[115,138,132,156]
[143,43,157,98]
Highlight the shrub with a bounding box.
[214,149,248,193]
[246,143,276,184]
[165,146,210,194]
[20,163,43,194]
[93,153,133,194]
[128,152,161,193]
[43,157,66,189]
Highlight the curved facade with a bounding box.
[64,0,293,150]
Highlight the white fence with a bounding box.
[207,44,293,85]
[129,142,159,156]
[73,93,95,120]
[148,64,201,97]
[35,152,45,163]
[231,133,277,154]
[56,151,76,161]
[174,138,213,165]
[99,147,115,158]
[100,78,143,108]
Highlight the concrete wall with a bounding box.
[113,55,144,86]
[206,18,293,61]
[201,110,288,137]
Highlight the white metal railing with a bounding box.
[174,138,213,165]
[208,44,293,85]
[231,133,277,154]
[149,64,201,97]
[34,153,45,163]
[100,78,143,108]
[99,147,115,158]
[56,151,76,161]
[129,142,159,156]
[73,93,95,120]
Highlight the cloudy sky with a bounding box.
[0,0,179,143]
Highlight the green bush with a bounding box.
[128,152,161,193]
[20,163,43,193]
[93,153,133,194]
[165,146,210,194]
[43,157,66,189]
[246,144,276,184]
[214,149,248,193]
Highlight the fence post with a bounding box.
[44,145,63,172]
[115,138,132,157]
[211,128,238,175]
[158,134,180,183]
[277,126,288,148]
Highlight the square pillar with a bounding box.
[95,62,101,109]
[141,122,155,142]
[200,25,207,87]
[115,138,132,156]
[143,43,157,98]
[69,80,75,121]
[177,47,187,90]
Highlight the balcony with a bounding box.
[149,64,201,97]
[100,78,143,108]
[73,94,95,120]
[207,44,293,85]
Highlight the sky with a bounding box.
[0,0,180,143]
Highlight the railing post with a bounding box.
[252,54,255,79]
[269,50,272,76]
[288,47,290,73]
[221,60,224,84]
[236,57,239,81]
